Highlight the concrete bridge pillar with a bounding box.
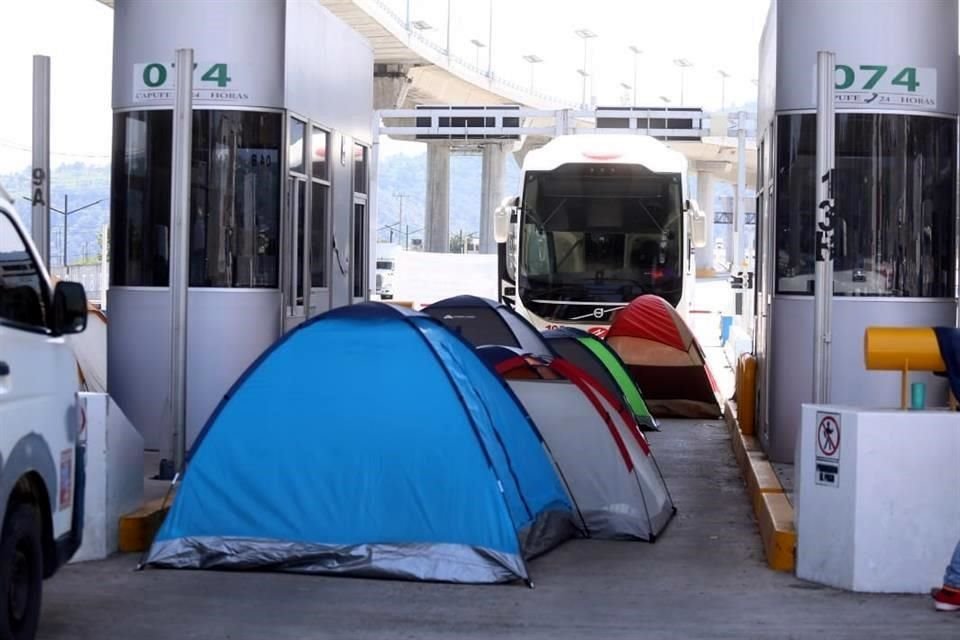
[695,170,715,274]
[373,63,411,109]
[425,143,450,253]
[480,143,507,254]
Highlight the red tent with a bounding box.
[606,295,722,418]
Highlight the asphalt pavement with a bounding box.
[39,419,957,639]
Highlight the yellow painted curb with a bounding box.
[757,492,797,572]
[745,451,785,514]
[118,493,174,553]
[725,400,796,572]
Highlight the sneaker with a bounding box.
[932,586,960,611]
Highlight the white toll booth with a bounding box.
[754,0,959,463]
[106,0,374,464]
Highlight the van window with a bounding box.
[0,212,47,329]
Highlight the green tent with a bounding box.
[542,328,659,431]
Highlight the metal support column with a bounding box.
[813,51,836,404]
[695,170,714,271]
[425,143,450,253]
[733,111,747,273]
[31,55,50,265]
[169,48,194,472]
[480,143,506,254]
[369,115,381,296]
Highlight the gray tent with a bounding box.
[480,346,675,541]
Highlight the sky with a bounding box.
[0,0,770,172]
[0,0,113,173]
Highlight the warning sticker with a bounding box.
[815,412,841,488]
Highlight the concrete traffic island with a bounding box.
[796,405,960,593]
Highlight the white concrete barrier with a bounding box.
[796,404,960,593]
[71,393,144,563]
[393,251,497,306]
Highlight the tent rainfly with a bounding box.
[543,326,658,431]
[423,295,554,357]
[478,346,676,541]
[607,295,722,419]
[144,303,578,585]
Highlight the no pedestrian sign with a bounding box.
[815,412,841,488]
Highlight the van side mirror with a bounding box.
[494,195,519,244]
[51,281,88,335]
[688,199,708,249]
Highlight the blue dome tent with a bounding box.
[144,303,577,584]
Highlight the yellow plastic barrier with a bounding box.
[863,327,945,409]
[737,354,757,435]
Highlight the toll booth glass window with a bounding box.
[311,182,327,287]
[111,110,173,287]
[775,113,955,297]
[289,118,305,174]
[354,144,368,194]
[189,111,282,288]
[312,127,328,179]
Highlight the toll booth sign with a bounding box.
[815,411,841,487]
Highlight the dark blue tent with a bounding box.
[423,295,554,356]
[145,303,577,584]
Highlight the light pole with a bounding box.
[619,82,632,106]
[393,191,410,248]
[657,96,671,140]
[22,193,103,271]
[628,45,642,106]
[470,39,486,70]
[718,69,731,111]
[487,0,495,77]
[411,19,432,33]
[673,58,693,105]
[575,28,597,108]
[445,0,452,56]
[522,54,543,92]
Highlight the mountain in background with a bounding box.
[375,152,522,244]
[3,163,111,266]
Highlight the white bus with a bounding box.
[495,134,706,336]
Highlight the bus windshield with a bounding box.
[518,164,684,318]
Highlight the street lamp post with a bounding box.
[445,0,452,56]
[22,193,103,272]
[628,45,642,106]
[487,0,495,77]
[393,191,410,248]
[470,39,486,70]
[522,54,543,92]
[575,28,597,108]
[718,69,731,111]
[673,58,693,105]
[657,96,671,139]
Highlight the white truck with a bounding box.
[375,242,400,300]
[0,185,88,639]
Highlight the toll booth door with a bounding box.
[283,176,311,332]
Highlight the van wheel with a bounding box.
[0,504,42,640]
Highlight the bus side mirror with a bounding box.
[689,200,708,249]
[494,195,518,244]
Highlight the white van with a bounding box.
[0,185,88,639]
